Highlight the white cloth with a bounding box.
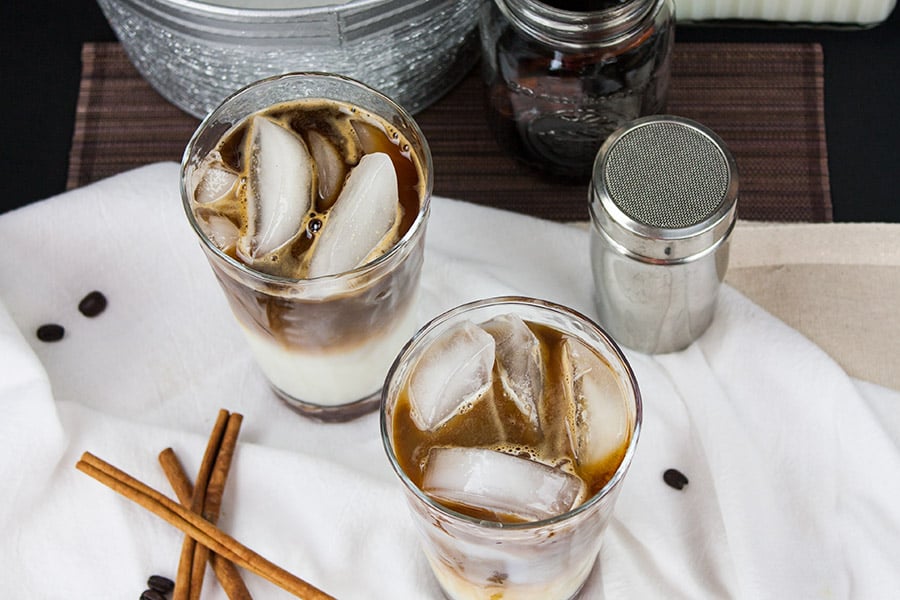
[1,163,898,599]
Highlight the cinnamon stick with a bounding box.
[76,451,335,600]
[203,412,243,522]
[189,412,244,600]
[176,409,231,600]
[159,447,252,600]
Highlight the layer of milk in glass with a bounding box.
[241,302,419,406]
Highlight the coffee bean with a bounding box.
[147,574,175,593]
[663,468,689,490]
[36,323,65,342]
[78,290,108,317]
[139,589,166,600]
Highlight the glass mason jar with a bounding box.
[480,0,675,180]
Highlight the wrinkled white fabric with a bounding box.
[1,163,898,599]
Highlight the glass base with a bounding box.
[273,385,380,423]
[435,578,588,600]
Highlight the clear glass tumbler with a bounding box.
[381,296,641,599]
[181,72,433,421]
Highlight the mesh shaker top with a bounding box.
[591,116,738,263]
[604,121,731,229]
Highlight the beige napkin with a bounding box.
[727,221,900,391]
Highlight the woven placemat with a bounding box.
[68,42,831,222]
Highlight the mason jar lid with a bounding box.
[493,0,666,50]
[589,115,739,264]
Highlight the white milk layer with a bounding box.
[428,549,596,600]
[242,303,420,406]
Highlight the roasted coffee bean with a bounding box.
[663,468,689,490]
[36,323,65,342]
[147,574,175,593]
[139,589,166,600]
[78,290,108,317]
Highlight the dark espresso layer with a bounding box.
[391,320,631,523]
[196,99,424,278]
[192,98,427,351]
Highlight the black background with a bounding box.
[2,0,898,221]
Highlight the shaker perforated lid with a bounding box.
[589,115,738,263]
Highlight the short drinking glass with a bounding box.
[382,296,641,599]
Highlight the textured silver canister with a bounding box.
[589,115,739,354]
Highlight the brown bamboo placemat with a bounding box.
[67,42,831,222]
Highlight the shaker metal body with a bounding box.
[589,115,738,354]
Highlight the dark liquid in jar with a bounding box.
[482,0,673,180]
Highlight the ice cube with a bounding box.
[351,119,389,156]
[307,152,400,278]
[408,321,496,431]
[561,337,630,469]
[199,213,239,251]
[422,447,586,522]
[307,130,346,211]
[193,156,239,204]
[481,314,543,429]
[238,116,312,260]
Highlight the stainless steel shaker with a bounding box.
[589,115,739,354]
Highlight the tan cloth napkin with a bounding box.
[728,221,900,391]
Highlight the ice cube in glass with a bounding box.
[407,320,496,431]
[422,446,585,522]
[239,115,311,261]
[482,313,544,429]
[561,336,630,469]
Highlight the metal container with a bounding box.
[97,0,482,118]
[589,115,738,354]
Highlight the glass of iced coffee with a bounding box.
[381,296,641,599]
[181,72,432,421]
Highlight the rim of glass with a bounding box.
[179,71,434,286]
[380,295,643,530]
